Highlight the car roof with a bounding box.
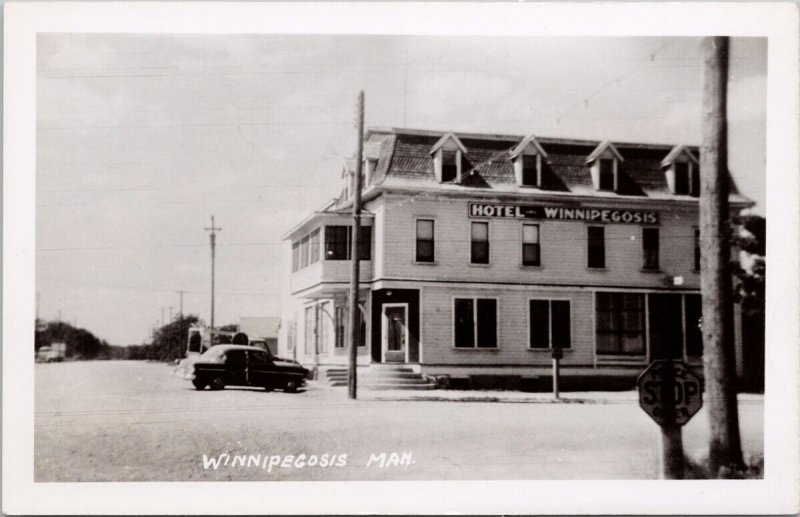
[208,344,267,352]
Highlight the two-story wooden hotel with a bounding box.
[279,127,753,387]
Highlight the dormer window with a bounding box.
[598,159,616,191]
[510,135,548,188]
[363,157,378,188]
[586,141,623,193]
[661,146,699,197]
[431,132,467,183]
[441,150,458,182]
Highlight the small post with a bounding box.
[551,346,563,399]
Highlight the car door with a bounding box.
[247,349,274,388]
[224,349,248,386]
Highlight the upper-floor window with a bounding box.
[662,146,699,197]
[694,228,701,271]
[324,225,372,261]
[471,221,489,264]
[522,224,541,266]
[642,227,660,270]
[522,155,541,187]
[416,219,435,263]
[587,226,605,269]
[598,159,616,191]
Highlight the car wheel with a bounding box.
[284,378,299,393]
[192,379,207,390]
[209,376,225,390]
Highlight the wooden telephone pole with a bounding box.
[205,216,222,329]
[699,36,744,476]
[347,91,365,400]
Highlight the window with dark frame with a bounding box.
[454,297,497,348]
[690,163,700,197]
[522,224,541,266]
[522,155,539,186]
[642,227,660,270]
[471,221,489,264]
[441,150,458,182]
[357,226,372,261]
[325,226,349,260]
[529,299,572,349]
[416,219,435,262]
[587,226,605,269]
[684,294,703,357]
[674,162,690,195]
[598,158,615,191]
[694,228,701,271]
[595,292,646,356]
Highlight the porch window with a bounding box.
[334,304,367,348]
[304,306,315,355]
[291,241,300,272]
[318,301,332,354]
[324,225,371,261]
[454,298,497,348]
[596,292,645,356]
[299,235,310,269]
[309,228,320,265]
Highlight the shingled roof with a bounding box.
[336,127,752,206]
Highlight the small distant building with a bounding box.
[239,317,280,355]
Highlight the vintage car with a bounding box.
[190,345,308,392]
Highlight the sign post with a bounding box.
[551,346,563,399]
[637,360,703,479]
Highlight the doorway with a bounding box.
[381,303,408,363]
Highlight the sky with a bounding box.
[36,35,767,346]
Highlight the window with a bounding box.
[249,350,270,365]
[441,150,458,182]
[471,222,489,264]
[529,300,571,349]
[522,155,540,186]
[309,228,320,265]
[324,225,371,261]
[291,241,300,272]
[357,226,372,261]
[596,293,646,356]
[522,224,541,266]
[685,294,703,357]
[674,162,690,195]
[694,228,701,271]
[318,301,331,354]
[599,159,615,191]
[333,304,367,348]
[454,298,497,348]
[642,228,659,270]
[304,306,315,355]
[287,319,295,351]
[299,235,310,269]
[587,226,605,269]
[325,226,349,260]
[416,219,435,262]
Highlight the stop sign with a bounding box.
[637,360,703,427]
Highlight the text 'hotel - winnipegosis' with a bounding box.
[279,128,753,387]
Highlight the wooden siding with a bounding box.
[377,194,700,289]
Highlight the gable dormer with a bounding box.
[661,145,699,197]
[430,132,467,183]
[586,141,624,192]
[510,135,548,187]
[362,140,381,187]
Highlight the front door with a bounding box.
[648,294,685,360]
[382,304,408,363]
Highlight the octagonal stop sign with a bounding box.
[637,360,703,427]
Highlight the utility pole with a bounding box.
[699,36,744,476]
[177,291,184,319]
[205,216,222,330]
[347,91,365,400]
[168,306,174,323]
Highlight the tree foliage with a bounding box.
[35,321,111,359]
[149,315,200,362]
[731,214,766,316]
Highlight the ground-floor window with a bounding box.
[595,292,646,356]
[454,298,497,348]
[334,303,367,348]
[529,299,571,349]
[318,301,332,354]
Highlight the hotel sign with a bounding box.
[468,203,659,224]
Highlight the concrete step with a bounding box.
[367,383,438,391]
[366,365,416,373]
